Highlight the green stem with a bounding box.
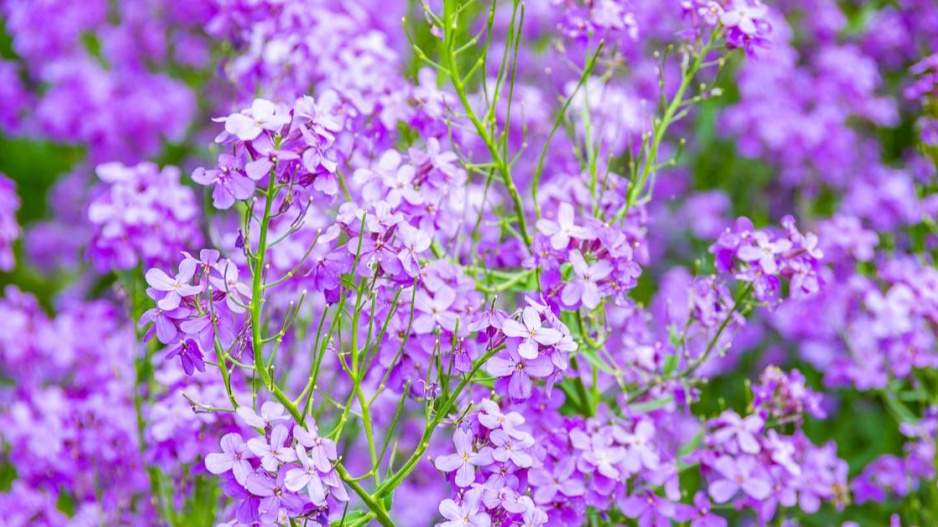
[334,465,394,527]
[250,169,303,422]
[615,37,715,221]
[442,0,531,246]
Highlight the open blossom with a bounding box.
[205,433,255,485]
[146,260,202,311]
[237,402,291,429]
[561,251,613,310]
[708,455,772,503]
[1,0,929,525]
[247,425,297,471]
[487,346,554,401]
[434,428,492,487]
[219,99,291,141]
[285,446,329,506]
[710,411,764,454]
[438,492,491,527]
[192,154,254,210]
[413,286,459,333]
[501,307,562,359]
[536,202,594,250]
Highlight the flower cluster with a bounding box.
[2,0,938,525]
[700,408,848,522]
[205,409,348,524]
[87,162,203,272]
[140,250,249,375]
[710,216,824,304]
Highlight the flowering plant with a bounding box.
[1,0,938,526]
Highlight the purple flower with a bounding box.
[501,307,562,360]
[245,471,305,524]
[621,489,677,527]
[490,429,535,468]
[293,424,338,473]
[477,399,525,438]
[139,305,190,344]
[237,401,290,429]
[561,250,613,310]
[535,202,594,250]
[619,420,661,473]
[708,455,772,503]
[165,338,205,375]
[571,428,626,479]
[192,154,255,210]
[437,493,491,527]
[434,428,492,487]
[284,446,328,506]
[487,346,554,400]
[209,260,252,314]
[244,134,300,181]
[146,260,202,310]
[413,287,459,334]
[205,433,255,485]
[529,458,585,503]
[737,231,792,275]
[220,99,290,141]
[711,411,764,454]
[247,425,297,471]
[675,492,727,527]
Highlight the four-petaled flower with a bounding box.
[434,428,493,487]
[536,202,594,250]
[501,307,562,359]
[205,433,254,485]
[561,250,613,310]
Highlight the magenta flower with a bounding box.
[284,446,328,506]
[737,231,792,275]
[501,307,562,359]
[535,202,594,250]
[619,420,661,473]
[192,154,254,210]
[434,428,492,487]
[413,286,459,334]
[561,250,613,310]
[236,401,290,429]
[146,260,202,310]
[293,424,338,473]
[711,411,764,454]
[247,425,296,471]
[165,338,205,375]
[205,433,255,485]
[675,492,727,527]
[490,429,535,468]
[529,458,585,504]
[708,455,772,503]
[437,493,491,527]
[477,398,525,438]
[220,99,290,141]
[487,346,554,400]
[245,471,305,524]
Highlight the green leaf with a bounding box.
[662,354,679,377]
[677,430,704,459]
[629,396,673,413]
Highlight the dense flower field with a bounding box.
[1,0,937,525]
